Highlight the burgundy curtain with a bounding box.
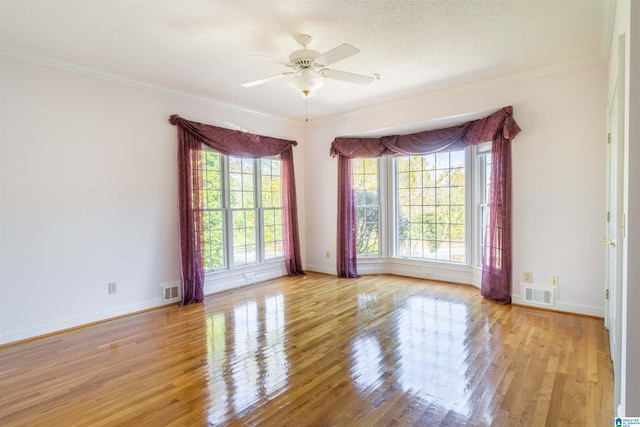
[176,127,205,304]
[169,115,304,304]
[330,107,521,304]
[337,156,359,278]
[280,147,305,275]
[480,132,513,304]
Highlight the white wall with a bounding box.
[0,56,305,344]
[0,53,609,344]
[303,62,608,317]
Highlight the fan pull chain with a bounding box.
[303,90,309,122]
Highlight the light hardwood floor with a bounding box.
[0,273,613,426]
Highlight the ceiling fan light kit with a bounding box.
[289,68,324,95]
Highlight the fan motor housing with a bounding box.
[289,49,320,68]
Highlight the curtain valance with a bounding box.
[169,114,297,158]
[330,106,520,157]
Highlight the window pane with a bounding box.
[450,167,465,186]
[263,208,283,260]
[395,152,465,262]
[423,187,436,205]
[436,169,450,185]
[451,241,465,263]
[352,158,380,256]
[450,186,465,205]
[436,187,450,205]
[450,150,465,168]
[203,210,225,270]
[232,209,257,265]
[436,152,450,169]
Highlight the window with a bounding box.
[200,150,283,271]
[352,158,380,256]
[395,152,466,263]
[353,146,488,267]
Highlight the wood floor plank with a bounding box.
[0,273,613,426]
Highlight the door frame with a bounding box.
[605,33,625,415]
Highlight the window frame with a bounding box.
[199,147,284,273]
[353,144,490,270]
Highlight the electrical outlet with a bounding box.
[523,272,533,283]
[551,275,559,286]
[108,282,117,294]
[325,251,330,259]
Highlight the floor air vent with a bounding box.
[522,283,555,307]
[161,283,181,303]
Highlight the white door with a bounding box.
[605,45,625,413]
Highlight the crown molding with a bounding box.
[0,47,302,127]
[310,53,608,127]
[2,45,606,130]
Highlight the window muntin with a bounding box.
[199,151,283,271]
[352,158,380,256]
[395,151,466,263]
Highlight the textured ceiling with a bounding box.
[0,0,614,122]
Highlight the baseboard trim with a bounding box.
[511,294,604,318]
[0,298,168,346]
[304,264,336,275]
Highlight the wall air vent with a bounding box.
[160,283,181,303]
[522,283,555,307]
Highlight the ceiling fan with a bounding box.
[241,34,378,97]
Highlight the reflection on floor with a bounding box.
[0,273,613,426]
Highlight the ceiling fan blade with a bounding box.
[245,54,293,67]
[321,69,375,85]
[315,43,359,67]
[241,72,293,88]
